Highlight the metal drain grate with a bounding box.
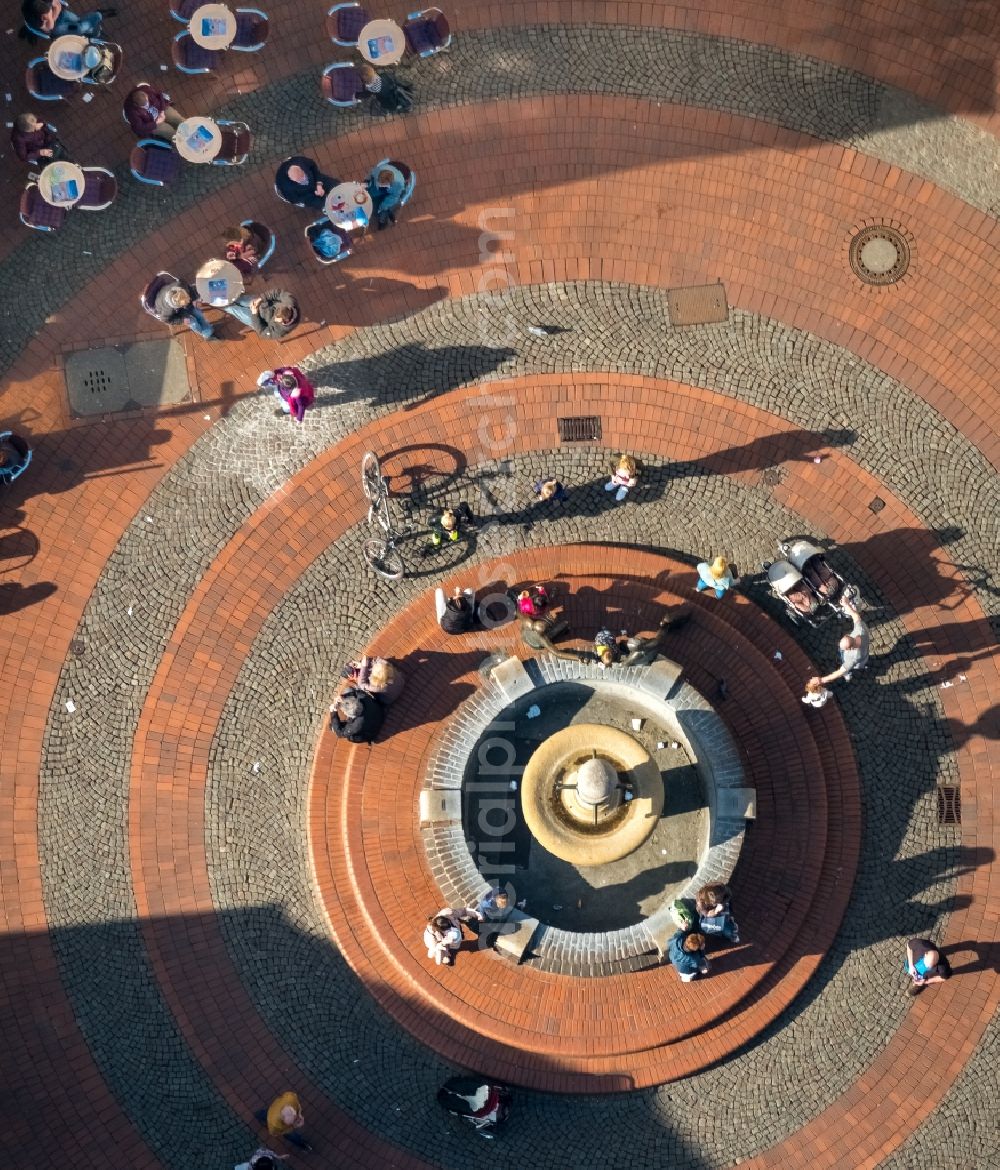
[869,497,886,514]
[760,466,785,487]
[937,786,961,825]
[558,416,602,442]
[64,340,190,418]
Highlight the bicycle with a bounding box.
[361,451,407,581]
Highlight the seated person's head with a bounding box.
[682,932,706,953]
[165,286,190,310]
[25,0,52,23]
[222,223,249,246]
[272,305,296,327]
[493,890,510,911]
[128,88,150,109]
[839,633,862,652]
[359,63,377,85]
[286,164,308,186]
[14,113,41,135]
[696,883,728,912]
[337,693,363,721]
[249,1157,277,1170]
[431,914,453,933]
[376,168,396,189]
[596,644,615,666]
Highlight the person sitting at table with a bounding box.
[152,279,215,341]
[223,288,300,340]
[274,156,337,210]
[22,0,114,39]
[123,84,185,141]
[10,113,63,166]
[221,223,268,277]
[365,164,407,230]
[358,62,413,115]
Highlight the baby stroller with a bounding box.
[762,538,860,627]
[437,1077,512,1139]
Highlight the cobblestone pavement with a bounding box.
[1,3,997,1168]
[36,285,991,1167]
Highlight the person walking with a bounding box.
[604,454,639,502]
[255,1091,313,1152]
[533,477,568,505]
[258,368,315,423]
[801,678,831,708]
[667,930,710,982]
[812,595,869,685]
[424,909,464,965]
[239,1149,287,1169]
[695,556,734,599]
[905,938,951,996]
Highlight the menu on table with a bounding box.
[57,50,83,71]
[201,16,228,36]
[367,35,394,58]
[207,278,227,299]
[50,178,79,203]
[187,124,215,151]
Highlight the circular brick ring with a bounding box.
[421,661,752,974]
[310,546,861,1091]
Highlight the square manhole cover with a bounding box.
[666,283,729,327]
[65,340,190,418]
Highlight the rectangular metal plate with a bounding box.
[666,283,729,327]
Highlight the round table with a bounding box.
[188,2,237,49]
[357,18,405,65]
[47,35,90,81]
[195,258,245,307]
[174,117,222,163]
[324,181,373,231]
[37,160,86,208]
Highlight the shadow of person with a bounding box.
[379,648,488,739]
[941,939,1000,976]
[0,526,40,572]
[309,341,519,412]
[0,579,57,615]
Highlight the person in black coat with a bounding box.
[329,688,384,743]
[274,156,337,209]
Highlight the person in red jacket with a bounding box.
[123,84,185,140]
[10,113,63,166]
[258,368,315,422]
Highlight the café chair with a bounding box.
[213,120,252,165]
[169,0,201,20]
[130,138,181,186]
[81,40,123,85]
[19,183,66,232]
[371,157,416,205]
[232,8,269,50]
[240,219,276,268]
[77,166,118,210]
[305,219,353,265]
[25,57,80,101]
[326,2,368,46]
[321,62,363,108]
[172,29,221,73]
[0,433,32,486]
[403,7,451,57]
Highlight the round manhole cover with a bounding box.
[849,224,910,285]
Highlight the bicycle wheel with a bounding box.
[363,538,404,581]
[361,452,383,502]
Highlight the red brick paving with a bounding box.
[0,0,997,1164]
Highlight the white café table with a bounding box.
[174,117,223,163]
[357,18,405,66]
[47,35,91,80]
[37,160,86,207]
[324,181,373,231]
[188,3,237,49]
[195,258,245,306]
